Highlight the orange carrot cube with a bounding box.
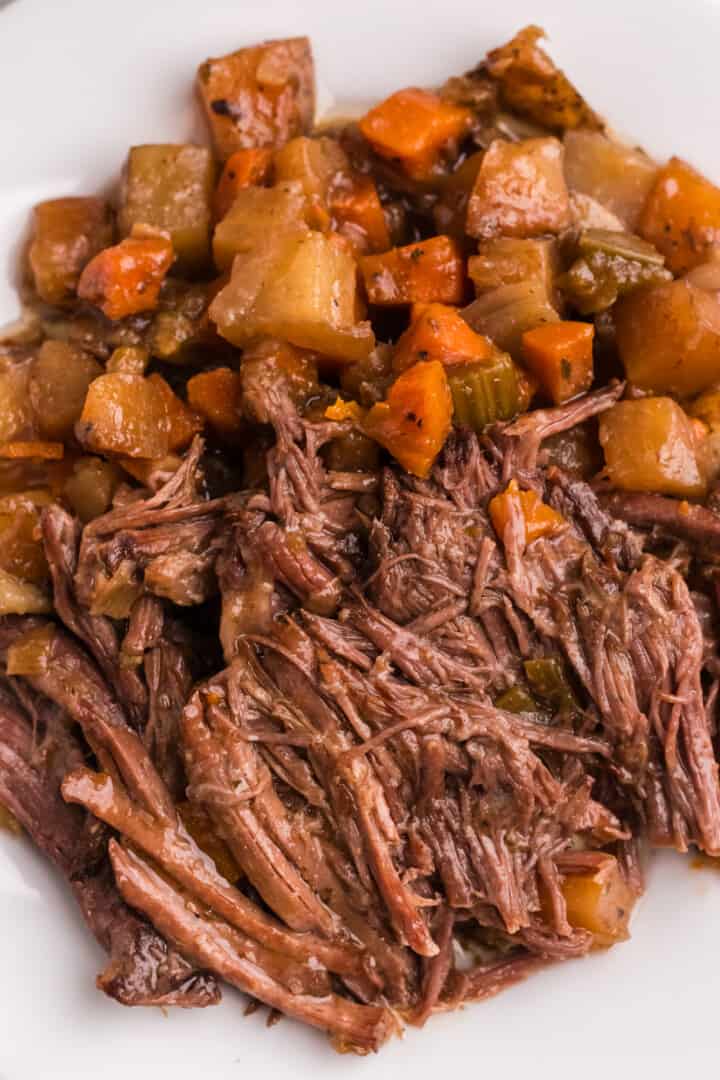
[638,157,720,274]
[187,367,244,440]
[521,322,594,404]
[489,478,565,546]
[77,232,174,320]
[364,360,452,477]
[330,174,390,253]
[393,302,496,372]
[359,236,465,306]
[214,148,273,220]
[359,88,471,180]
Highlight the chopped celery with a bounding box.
[447,352,520,431]
[524,657,579,713]
[576,229,666,264]
[560,229,671,314]
[495,685,538,713]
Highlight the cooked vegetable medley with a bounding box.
[3,23,720,1055]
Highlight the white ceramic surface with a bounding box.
[1,0,720,1076]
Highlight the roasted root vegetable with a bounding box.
[359,88,471,180]
[521,322,594,404]
[599,397,706,498]
[359,236,465,306]
[393,303,496,372]
[523,657,578,714]
[468,237,559,296]
[559,855,635,946]
[77,230,174,320]
[106,345,150,375]
[0,360,34,444]
[447,352,521,431]
[213,148,273,220]
[212,182,306,272]
[486,25,602,133]
[466,137,572,240]
[63,457,122,523]
[614,279,720,397]
[197,37,315,160]
[210,230,374,362]
[187,367,244,440]
[0,492,50,584]
[563,131,658,230]
[558,228,671,314]
[274,136,350,229]
[118,145,215,273]
[29,341,102,441]
[0,441,63,460]
[76,372,198,459]
[329,174,390,254]
[463,282,559,358]
[489,478,565,545]
[28,197,113,305]
[363,360,452,477]
[638,157,720,274]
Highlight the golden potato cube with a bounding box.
[29,341,102,441]
[76,373,170,459]
[28,197,113,305]
[118,145,215,273]
[468,237,559,295]
[563,131,658,230]
[599,396,706,498]
[212,182,306,271]
[0,359,34,443]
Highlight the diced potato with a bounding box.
[77,231,174,320]
[106,345,150,375]
[486,25,602,132]
[77,373,171,458]
[469,237,559,296]
[638,157,720,274]
[0,493,49,583]
[29,340,102,441]
[28,197,113,305]
[489,478,565,545]
[614,278,720,397]
[359,88,471,180]
[393,303,496,372]
[274,136,350,229]
[359,236,465,306]
[118,146,215,274]
[466,137,572,240]
[561,856,635,947]
[363,360,452,477]
[463,282,559,358]
[146,375,203,452]
[563,131,658,230]
[210,231,374,362]
[599,397,706,497]
[212,182,307,271]
[0,360,34,443]
[186,368,244,441]
[0,569,50,615]
[522,321,594,404]
[197,37,315,160]
[329,174,390,254]
[63,456,122,522]
[214,148,273,220]
[0,441,63,460]
[5,623,56,676]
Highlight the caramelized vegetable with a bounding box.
[363,360,452,477]
[614,279,720,397]
[524,657,578,714]
[486,25,602,132]
[522,322,594,404]
[187,367,244,440]
[212,182,307,272]
[214,148,273,220]
[563,131,658,230]
[0,441,63,460]
[5,623,55,677]
[274,135,349,229]
[0,570,50,616]
[28,197,113,305]
[469,237,559,296]
[599,397,706,498]
[559,228,671,314]
[211,230,374,362]
[638,157,720,274]
[77,230,174,320]
[447,352,520,431]
[106,345,150,375]
[63,457,121,522]
[489,478,565,545]
[329,174,391,254]
[359,88,471,180]
[560,855,635,946]
[29,340,102,441]
[393,303,496,372]
[359,236,465,306]
[0,492,50,584]
[118,145,215,273]
[77,372,195,459]
[197,37,315,160]
[494,685,538,714]
[0,360,34,444]
[466,137,572,240]
[463,283,559,358]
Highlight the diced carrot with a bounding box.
[560,857,636,947]
[0,441,64,461]
[363,360,452,478]
[186,367,244,440]
[324,397,365,422]
[521,322,594,404]
[359,88,471,180]
[329,174,390,253]
[638,157,720,274]
[213,148,273,220]
[393,302,496,372]
[359,236,465,306]
[489,478,565,546]
[77,232,174,320]
[146,374,203,452]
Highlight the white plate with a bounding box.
[2,0,720,1076]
